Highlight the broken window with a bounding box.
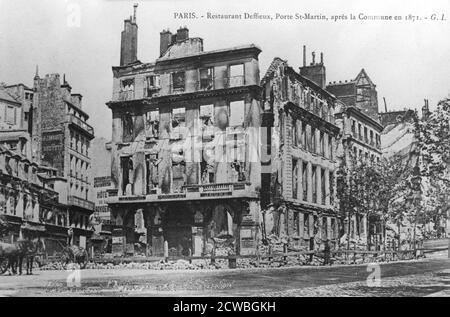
[228,64,244,87]
[229,100,245,127]
[172,107,186,139]
[303,214,309,238]
[329,135,333,160]
[310,127,316,153]
[301,122,307,149]
[199,67,214,90]
[321,169,326,205]
[292,159,298,199]
[145,109,160,138]
[145,75,160,97]
[122,112,134,142]
[146,75,160,88]
[312,166,317,203]
[292,119,298,147]
[294,212,300,236]
[172,71,185,91]
[322,217,328,240]
[120,156,133,195]
[146,154,159,193]
[302,162,308,201]
[320,131,325,157]
[6,106,16,124]
[120,78,135,100]
[200,104,214,140]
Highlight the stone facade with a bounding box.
[32,72,95,249]
[260,57,340,251]
[106,10,263,257]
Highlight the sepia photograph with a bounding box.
[0,0,449,303]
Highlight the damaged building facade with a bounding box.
[260,52,340,250]
[106,9,263,256]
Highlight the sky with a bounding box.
[0,0,449,139]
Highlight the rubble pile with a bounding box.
[40,259,220,271]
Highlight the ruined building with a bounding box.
[260,53,340,250]
[32,71,95,249]
[106,8,263,256]
[327,69,379,121]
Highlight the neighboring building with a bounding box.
[335,104,383,164]
[91,137,113,252]
[4,82,34,133]
[327,69,379,121]
[334,102,384,247]
[106,8,263,257]
[260,55,340,251]
[0,88,22,131]
[32,71,95,249]
[0,144,70,254]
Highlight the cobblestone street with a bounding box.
[0,256,449,297]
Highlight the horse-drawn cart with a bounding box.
[59,245,89,269]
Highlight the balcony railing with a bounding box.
[67,114,94,135]
[108,182,254,203]
[68,195,95,211]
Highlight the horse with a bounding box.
[0,238,44,275]
[0,241,23,275]
[17,238,45,275]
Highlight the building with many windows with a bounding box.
[31,71,95,249]
[106,8,263,257]
[260,54,340,251]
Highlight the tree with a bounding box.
[337,154,413,250]
[420,97,450,237]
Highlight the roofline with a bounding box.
[345,106,383,130]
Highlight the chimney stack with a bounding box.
[160,29,173,57]
[299,48,326,88]
[303,45,306,67]
[176,26,189,42]
[120,5,138,66]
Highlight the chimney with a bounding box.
[61,74,72,100]
[422,98,430,120]
[176,26,189,42]
[160,29,173,57]
[299,50,326,88]
[303,45,306,67]
[120,5,138,66]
